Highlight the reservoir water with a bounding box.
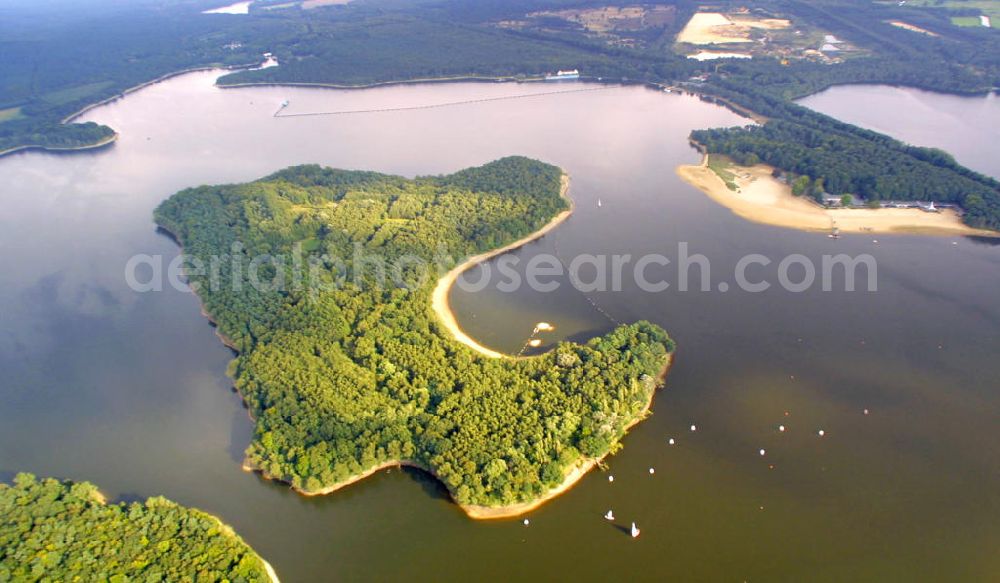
[798,84,1000,177]
[0,71,997,581]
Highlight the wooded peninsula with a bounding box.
[154,156,675,514]
[0,473,277,582]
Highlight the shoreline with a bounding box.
[217,73,546,91]
[92,484,279,583]
[207,515,281,583]
[0,132,119,159]
[166,174,673,520]
[677,154,999,237]
[60,62,258,125]
[430,173,574,359]
[244,353,673,520]
[0,60,262,161]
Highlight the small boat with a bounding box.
[597,198,602,207]
[545,69,580,81]
[605,510,614,521]
[630,522,640,538]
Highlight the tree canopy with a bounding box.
[154,156,674,508]
[0,473,273,582]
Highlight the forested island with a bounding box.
[154,157,674,515]
[0,473,276,582]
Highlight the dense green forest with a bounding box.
[0,473,273,582]
[154,157,674,507]
[691,120,1000,229]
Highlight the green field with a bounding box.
[0,107,24,123]
[898,0,999,28]
[41,81,115,106]
[951,15,984,26]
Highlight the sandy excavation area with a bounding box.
[677,158,996,237]
[676,12,790,45]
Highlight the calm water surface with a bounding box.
[0,73,998,581]
[799,84,1000,177]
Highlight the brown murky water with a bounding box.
[0,72,997,581]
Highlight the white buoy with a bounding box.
[605,510,614,521]
[648,467,655,475]
[778,425,786,432]
[690,424,697,432]
[759,449,766,456]
[523,519,530,526]
[817,429,825,437]
[630,522,640,538]
[668,438,676,445]
[608,475,614,483]
[863,408,869,415]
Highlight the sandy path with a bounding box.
[430,174,573,359]
[677,157,997,237]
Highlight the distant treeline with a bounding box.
[5,0,1000,218]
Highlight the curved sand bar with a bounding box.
[678,155,998,237]
[430,173,573,359]
[241,173,672,518]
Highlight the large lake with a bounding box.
[0,72,997,581]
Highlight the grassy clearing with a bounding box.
[0,107,24,123]
[41,81,115,106]
[951,15,984,26]
[707,154,739,191]
[898,0,999,28]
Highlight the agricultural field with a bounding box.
[673,10,864,63]
[41,81,115,107]
[887,0,1000,29]
[496,5,679,49]
[676,11,790,45]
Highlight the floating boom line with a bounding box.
[273,86,619,118]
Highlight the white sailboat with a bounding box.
[605,510,614,521]
[597,198,602,207]
[630,522,640,538]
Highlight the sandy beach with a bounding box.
[210,171,670,520]
[462,358,671,519]
[677,156,997,236]
[430,173,574,359]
